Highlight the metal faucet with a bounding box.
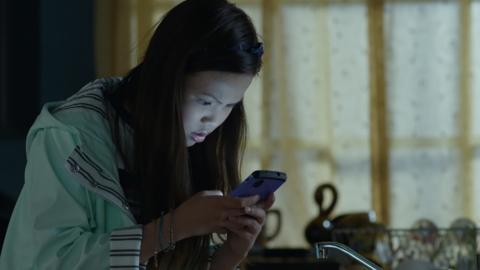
[315,242,382,270]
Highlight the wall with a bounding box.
[0,0,94,213]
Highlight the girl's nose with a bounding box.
[201,110,225,125]
[201,113,216,124]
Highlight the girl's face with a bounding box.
[182,71,253,147]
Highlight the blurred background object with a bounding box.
[305,183,338,244]
[3,0,480,261]
[0,192,14,249]
[254,209,283,249]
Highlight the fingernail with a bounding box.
[245,206,251,213]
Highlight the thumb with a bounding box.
[198,190,224,197]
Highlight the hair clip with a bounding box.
[248,42,264,56]
[232,42,264,57]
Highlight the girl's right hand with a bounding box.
[174,190,260,240]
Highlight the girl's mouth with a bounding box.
[191,132,207,143]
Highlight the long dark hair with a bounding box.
[109,0,262,268]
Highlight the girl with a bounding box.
[0,0,274,269]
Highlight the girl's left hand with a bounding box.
[218,193,276,265]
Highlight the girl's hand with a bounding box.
[257,193,275,211]
[174,190,260,241]
[214,193,276,266]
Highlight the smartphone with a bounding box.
[230,170,287,200]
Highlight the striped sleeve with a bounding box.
[110,225,144,269]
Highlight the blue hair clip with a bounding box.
[248,42,264,56]
[233,42,264,57]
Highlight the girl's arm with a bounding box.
[0,128,142,269]
[209,245,242,270]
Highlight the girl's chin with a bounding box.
[186,138,196,147]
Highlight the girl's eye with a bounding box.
[197,98,212,106]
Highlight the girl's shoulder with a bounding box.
[53,77,123,123]
[25,78,127,192]
[27,77,124,157]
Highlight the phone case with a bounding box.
[230,170,287,200]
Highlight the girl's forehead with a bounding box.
[185,71,253,98]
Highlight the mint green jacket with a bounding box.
[0,78,146,269]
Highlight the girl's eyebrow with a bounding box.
[199,93,242,106]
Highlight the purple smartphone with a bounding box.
[230,170,287,200]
